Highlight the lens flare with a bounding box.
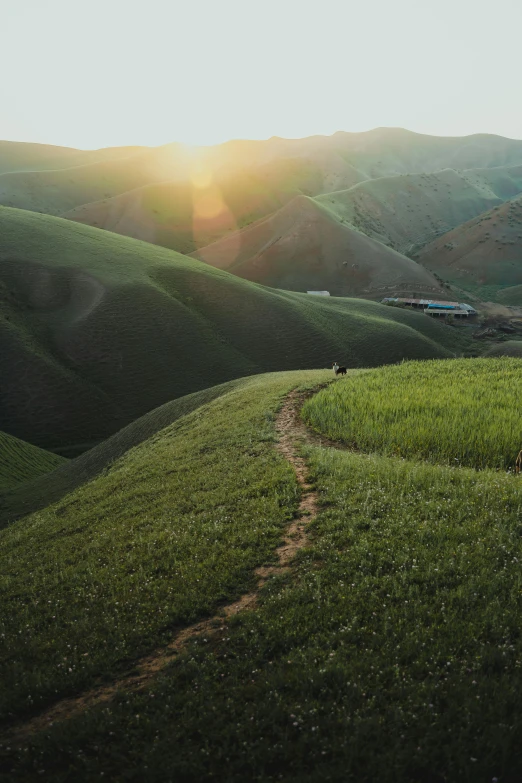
[190,161,213,190]
[193,185,226,219]
[192,182,239,250]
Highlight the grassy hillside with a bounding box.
[497,285,522,306]
[462,163,522,200]
[0,144,198,214]
[0,378,245,526]
[0,371,329,720]
[303,358,522,470]
[327,128,522,179]
[255,129,522,180]
[0,207,467,452]
[0,141,361,220]
[63,158,329,254]
[0,141,145,175]
[484,340,522,357]
[4,367,522,781]
[317,167,520,254]
[194,195,446,298]
[419,197,522,299]
[2,129,522,228]
[0,431,66,492]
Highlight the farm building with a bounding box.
[381,297,477,318]
[307,290,330,296]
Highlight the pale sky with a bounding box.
[1,0,521,150]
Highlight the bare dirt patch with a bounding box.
[2,388,321,744]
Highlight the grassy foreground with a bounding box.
[4,412,522,781]
[0,371,330,724]
[303,358,522,470]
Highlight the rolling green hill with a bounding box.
[461,163,522,200]
[0,207,468,453]
[483,340,522,357]
[242,128,522,181]
[496,285,522,306]
[62,158,330,255]
[193,195,446,298]
[0,144,194,215]
[0,431,66,492]
[317,166,522,255]
[4,365,522,781]
[2,129,522,238]
[419,196,522,300]
[0,378,244,525]
[325,128,522,179]
[0,371,329,718]
[0,140,145,176]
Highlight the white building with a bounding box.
[307,291,330,296]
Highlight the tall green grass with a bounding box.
[303,358,522,470]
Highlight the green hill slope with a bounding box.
[496,285,522,305]
[316,167,522,254]
[3,129,522,226]
[0,140,145,175]
[0,146,188,214]
[0,207,467,453]
[0,378,244,525]
[326,128,522,179]
[4,365,522,781]
[0,431,66,491]
[484,340,522,357]
[62,158,329,254]
[462,163,522,200]
[0,371,330,718]
[419,196,522,299]
[193,195,446,298]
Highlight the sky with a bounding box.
[1,0,521,150]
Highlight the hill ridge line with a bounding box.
[0,386,326,745]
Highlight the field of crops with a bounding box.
[302,358,522,470]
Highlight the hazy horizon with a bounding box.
[3,125,522,153]
[2,0,521,150]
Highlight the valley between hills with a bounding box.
[2,128,522,782]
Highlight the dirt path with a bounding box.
[2,388,321,744]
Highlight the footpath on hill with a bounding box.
[1,386,327,745]
[4,368,522,782]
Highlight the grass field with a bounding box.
[302,358,522,470]
[0,432,66,492]
[4,368,522,781]
[0,378,245,526]
[0,371,329,723]
[0,207,468,452]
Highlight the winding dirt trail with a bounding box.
[2,388,321,745]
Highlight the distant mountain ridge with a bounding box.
[1,129,522,306]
